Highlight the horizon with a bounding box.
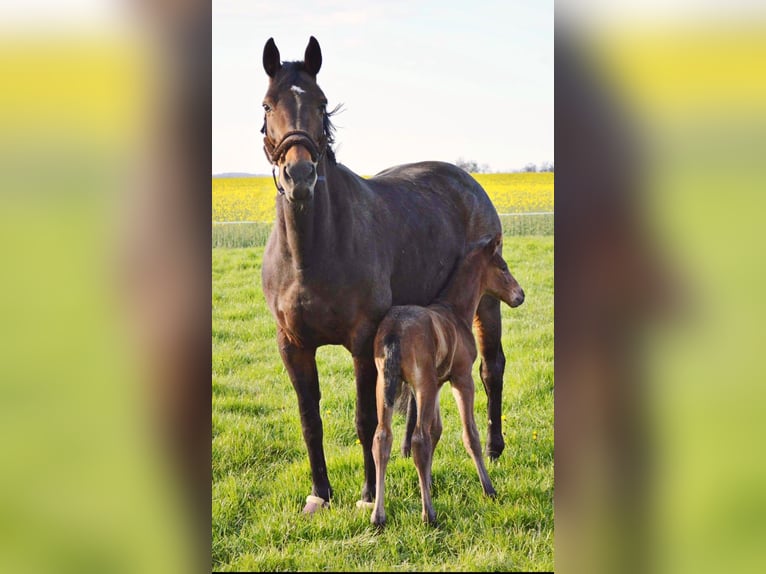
[211,164,555,178]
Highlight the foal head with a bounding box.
[474,233,526,309]
[261,36,336,202]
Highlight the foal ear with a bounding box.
[263,37,281,78]
[304,36,322,76]
[481,233,502,255]
[492,232,503,253]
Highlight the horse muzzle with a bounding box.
[282,160,317,201]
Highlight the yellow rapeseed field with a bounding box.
[212,172,553,222]
[212,177,276,222]
[472,172,554,214]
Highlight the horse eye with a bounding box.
[263,103,272,112]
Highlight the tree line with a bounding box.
[455,158,554,173]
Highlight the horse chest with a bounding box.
[271,279,357,346]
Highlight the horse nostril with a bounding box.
[286,161,315,186]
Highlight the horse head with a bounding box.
[261,36,335,202]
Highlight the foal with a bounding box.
[370,233,525,526]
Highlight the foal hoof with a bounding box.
[302,495,330,514]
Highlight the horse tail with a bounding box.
[382,333,403,409]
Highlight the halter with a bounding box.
[262,129,327,195]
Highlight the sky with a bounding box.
[212,0,553,175]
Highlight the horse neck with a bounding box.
[275,157,341,270]
[433,257,485,327]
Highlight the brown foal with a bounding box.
[370,233,525,526]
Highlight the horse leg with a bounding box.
[353,355,379,503]
[411,386,438,525]
[451,372,496,497]
[371,367,394,526]
[474,295,507,459]
[277,330,331,512]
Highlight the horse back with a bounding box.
[367,161,502,306]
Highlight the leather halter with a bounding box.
[262,128,326,195]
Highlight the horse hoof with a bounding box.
[302,495,330,514]
[486,436,505,460]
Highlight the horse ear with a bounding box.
[263,37,281,78]
[304,36,322,76]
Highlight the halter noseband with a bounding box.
[263,129,327,195]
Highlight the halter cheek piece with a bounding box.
[262,124,327,195]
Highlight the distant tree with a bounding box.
[539,161,555,172]
[522,162,538,173]
[455,157,490,173]
[455,157,479,173]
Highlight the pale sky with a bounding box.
[212,0,553,175]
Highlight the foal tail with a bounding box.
[381,333,403,409]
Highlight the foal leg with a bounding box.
[474,295,507,459]
[402,388,440,459]
[411,386,438,525]
[371,368,394,526]
[450,372,496,497]
[277,330,331,512]
[401,390,416,457]
[427,400,443,494]
[401,388,441,478]
[431,400,443,453]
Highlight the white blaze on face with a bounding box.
[291,85,305,128]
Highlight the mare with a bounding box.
[260,36,514,512]
[370,233,524,526]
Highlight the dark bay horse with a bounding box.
[260,36,511,513]
[371,233,524,526]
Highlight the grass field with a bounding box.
[212,234,553,571]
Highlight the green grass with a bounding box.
[212,214,552,249]
[212,222,274,249]
[212,236,553,571]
